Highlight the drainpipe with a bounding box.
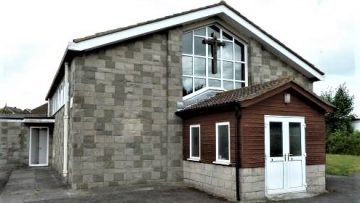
[63,62,70,178]
[234,104,241,201]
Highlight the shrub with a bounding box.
[327,130,360,155]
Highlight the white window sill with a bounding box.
[187,158,200,162]
[212,161,231,166]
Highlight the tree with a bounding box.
[322,84,355,134]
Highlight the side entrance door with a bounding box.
[264,116,306,195]
[29,127,49,166]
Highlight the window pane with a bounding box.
[235,41,244,61]
[182,56,193,75]
[208,59,221,78]
[194,78,206,91]
[270,122,283,157]
[191,127,200,157]
[194,57,206,76]
[208,45,220,59]
[217,125,229,161]
[235,63,245,80]
[223,31,233,41]
[235,82,243,89]
[223,61,234,80]
[182,77,193,96]
[182,32,193,54]
[289,122,302,156]
[194,37,206,56]
[194,28,206,36]
[207,25,220,38]
[209,79,221,88]
[223,81,234,90]
[222,41,233,60]
[241,63,245,81]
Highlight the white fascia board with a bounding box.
[68,6,224,51]
[68,5,323,80]
[220,7,324,80]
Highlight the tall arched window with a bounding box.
[182,25,247,98]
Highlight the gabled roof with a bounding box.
[176,77,334,115]
[46,1,325,99]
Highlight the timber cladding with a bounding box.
[183,111,236,165]
[182,89,326,168]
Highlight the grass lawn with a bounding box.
[326,154,360,176]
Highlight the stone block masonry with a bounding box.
[183,161,236,200]
[306,164,326,193]
[68,28,183,189]
[0,121,29,169]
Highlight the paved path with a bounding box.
[1,167,360,203]
[272,174,360,203]
[0,167,226,203]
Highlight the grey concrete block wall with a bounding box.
[52,109,64,175]
[183,161,236,200]
[306,164,326,193]
[239,167,265,200]
[248,39,313,90]
[0,121,29,168]
[68,28,183,189]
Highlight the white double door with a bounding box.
[29,127,49,166]
[265,116,306,195]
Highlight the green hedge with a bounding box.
[327,130,360,155]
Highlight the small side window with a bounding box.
[189,125,200,161]
[215,122,230,164]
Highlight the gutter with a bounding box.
[63,62,70,178]
[234,104,241,201]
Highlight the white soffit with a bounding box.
[67,4,323,80]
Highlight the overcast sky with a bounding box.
[0,0,359,115]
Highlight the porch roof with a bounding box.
[176,77,334,116]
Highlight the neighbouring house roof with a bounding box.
[0,103,52,123]
[31,103,48,115]
[176,77,334,116]
[0,106,30,114]
[45,1,325,100]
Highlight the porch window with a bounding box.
[189,125,200,161]
[215,122,230,164]
[182,24,247,99]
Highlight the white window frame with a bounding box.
[188,124,201,161]
[182,24,248,100]
[214,122,231,165]
[49,79,65,115]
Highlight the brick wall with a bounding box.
[68,28,183,189]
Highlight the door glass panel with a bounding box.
[191,127,200,157]
[31,129,40,165]
[217,125,229,160]
[289,122,302,156]
[270,122,283,157]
